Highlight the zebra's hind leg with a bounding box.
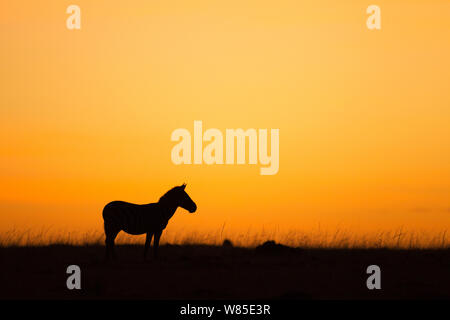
[105,234,118,261]
[144,232,154,261]
[104,224,120,261]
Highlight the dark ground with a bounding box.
[0,243,449,299]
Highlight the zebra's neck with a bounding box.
[158,202,178,221]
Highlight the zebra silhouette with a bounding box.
[102,184,197,260]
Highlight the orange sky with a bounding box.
[1,1,449,240]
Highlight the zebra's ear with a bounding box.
[181,183,186,189]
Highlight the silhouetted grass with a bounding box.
[0,226,448,249]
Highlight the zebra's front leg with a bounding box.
[153,230,162,259]
[144,232,154,261]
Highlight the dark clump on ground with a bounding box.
[0,243,449,299]
[255,240,297,255]
[222,239,233,248]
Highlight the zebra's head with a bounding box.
[159,184,197,213]
[176,183,197,213]
[160,183,196,213]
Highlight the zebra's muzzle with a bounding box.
[188,204,197,213]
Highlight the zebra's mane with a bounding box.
[158,186,182,204]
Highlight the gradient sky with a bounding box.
[1,0,449,239]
